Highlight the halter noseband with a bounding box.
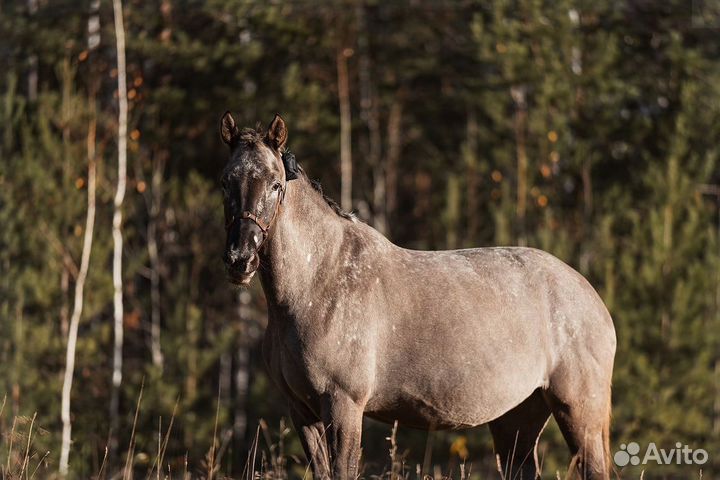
[246,186,283,229]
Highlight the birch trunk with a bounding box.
[109,0,128,459]
[60,267,69,338]
[59,99,97,477]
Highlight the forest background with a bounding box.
[2,0,720,478]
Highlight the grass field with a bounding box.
[4,397,703,480]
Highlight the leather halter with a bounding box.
[224,184,285,245]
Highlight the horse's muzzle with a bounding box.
[225,251,259,285]
[228,270,255,286]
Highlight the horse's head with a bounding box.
[219,112,289,285]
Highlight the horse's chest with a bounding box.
[262,323,329,403]
[263,318,375,406]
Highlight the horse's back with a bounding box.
[458,246,614,327]
[418,245,616,366]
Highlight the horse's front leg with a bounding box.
[321,392,364,479]
[289,403,331,479]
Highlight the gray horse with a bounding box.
[219,113,616,480]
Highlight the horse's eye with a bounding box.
[272,182,282,191]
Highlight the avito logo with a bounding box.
[614,442,708,467]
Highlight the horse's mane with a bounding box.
[298,167,357,222]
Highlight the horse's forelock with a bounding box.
[237,125,265,145]
[224,128,281,177]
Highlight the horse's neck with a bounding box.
[259,178,348,308]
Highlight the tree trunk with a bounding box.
[511,86,528,247]
[580,159,593,274]
[356,3,385,233]
[465,108,480,245]
[445,174,460,249]
[385,97,403,238]
[337,47,352,212]
[715,195,720,435]
[571,8,592,275]
[660,156,676,340]
[233,290,252,450]
[109,0,128,461]
[59,95,97,477]
[148,154,165,369]
[60,267,69,338]
[88,0,101,50]
[148,1,171,371]
[27,0,38,102]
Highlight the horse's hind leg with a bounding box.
[545,364,612,480]
[489,389,551,480]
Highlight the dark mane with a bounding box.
[299,167,357,222]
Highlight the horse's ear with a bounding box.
[266,113,288,151]
[220,111,239,147]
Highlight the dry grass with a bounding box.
[1,395,50,480]
[0,391,707,480]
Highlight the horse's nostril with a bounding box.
[225,250,241,266]
[224,250,257,275]
[239,256,256,273]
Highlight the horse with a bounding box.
[219,112,616,480]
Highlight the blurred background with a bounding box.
[2,0,720,478]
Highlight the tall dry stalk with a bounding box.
[18,412,36,478]
[122,381,144,480]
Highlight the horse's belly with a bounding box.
[364,398,497,430]
[365,362,545,430]
[364,406,473,430]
